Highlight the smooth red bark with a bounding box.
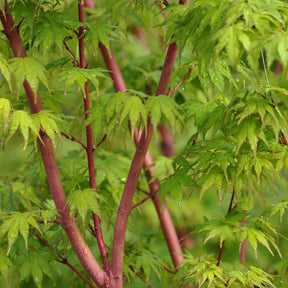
[77,1,110,273]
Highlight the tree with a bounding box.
[1,0,288,287]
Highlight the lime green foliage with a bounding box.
[0,212,42,254]
[32,110,63,144]
[6,110,39,150]
[67,188,100,227]
[0,53,12,92]
[123,248,162,282]
[179,254,276,288]
[61,67,107,96]
[87,91,182,138]
[19,250,55,288]
[9,57,49,99]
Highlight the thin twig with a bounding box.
[216,190,235,266]
[168,64,195,97]
[38,220,61,225]
[34,232,97,288]
[61,132,87,150]
[58,257,98,288]
[94,134,107,150]
[131,195,152,210]
[136,186,150,195]
[34,233,50,247]
[63,37,80,67]
[129,266,154,288]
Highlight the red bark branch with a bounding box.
[111,119,154,286]
[83,1,184,285]
[61,132,87,150]
[131,195,152,210]
[0,2,106,286]
[77,1,110,274]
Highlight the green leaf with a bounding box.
[278,36,288,66]
[31,261,43,288]
[0,98,12,134]
[61,67,107,96]
[9,57,49,100]
[0,53,12,91]
[6,110,39,150]
[119,96,147,138]
[0,250,15,284]
[19,250,55,288]
[146,95,182,129]
[269,199,288,221]
[0,212,42,255]
[67,188,100,227]
[32,110,63,144]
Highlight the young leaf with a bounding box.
[9,57,49,99]
[6,110,39,150]
[67,188,100,227]
[0,98,12,134]
[146,95,182,129]
[0,53,12,91]
[119,96,147,138]
[61,67,107,96]
[0,212,42,255]
[32,110,63,144]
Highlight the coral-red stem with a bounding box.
[77,1,110,273]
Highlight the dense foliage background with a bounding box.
[1,0,288,287]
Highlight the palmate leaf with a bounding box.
[133,250,162,281]
[146,94,182,129]
[9,57,49,100]
[269,199,288,221]
[239,224,281,259]
[124,248,162,282]
[0,212,42,255]
[183,255,227,288]
[0,53,12,91]
[160,167,197,203]
[61,67,107,96]
[32,110,63,144]
[0,98,12,134]
[33,10,79,53]
[227,265,276,288]
[20,250,55,288]
[67,188,100,227]
[85,17,120,55]
[6,110,39,150]
[119,96,147,138]
[0,249,15,285]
